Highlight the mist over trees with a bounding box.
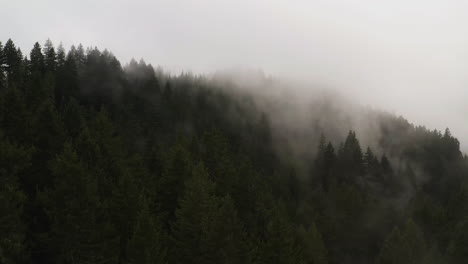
[0,38,467,264]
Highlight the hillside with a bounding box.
[1,39,467,264]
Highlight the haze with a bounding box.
[2,0,468,149]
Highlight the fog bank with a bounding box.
[2,0,468,149]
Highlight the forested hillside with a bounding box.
[1,39,468,264]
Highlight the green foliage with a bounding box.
[29,42,44,74]
[297,222,328,264]
[3,39,22,84]
[0,41,5,90]
[314,135,336,191]
[0,133,32,264]
[376,219,426,264]
[127,197,167,264]
[0,39,467,264]
[40,143,119,264]
[257,199,300,264]
[171,163,247,264]
[43,39,56,73]
[448,217,468,262]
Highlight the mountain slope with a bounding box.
[0,39,467,264]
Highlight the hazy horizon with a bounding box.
[3,0,468,150]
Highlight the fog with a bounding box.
[2,0,468,149]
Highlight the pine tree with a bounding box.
[40,142,119,264]
[315,134,336,191]
[3,39,21,85]
[157,141,193,224]
[381,155,393,175]
[201,129,237,195]
[127,197,168,264]
[62,97,85,138]
[0,41,5,90]
[43,39,56,73]
[0,85,31,143]
[402,219,426,262]
[54,43,68,107]
[257,200,300,264]
[337,131,364,182]
[376,219,426,264]
[56,43,66,69]
[32,99,65,155]
[171,162,248,264]
[60,51,79,103]
[0,132,32,264]
[171,162,218,263]
[207,194,248,264]
[75,44,86,72]
[29,42,44,74]
[323,142,336,191]
[448,217,468,263]
[314,134,326,189]
[298,222,328,264]
[376,227,411,264]
[364,147,378,173]
[314,135,336,191]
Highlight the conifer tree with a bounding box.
[29,42,44,74]
[127,197,168,264]
[298,222,328,264]
[0,132,32,264]
[32,99,65,155]
[448,217,468,263]
[75,44,86,71]
[314,135,336,191]
[257,200,300,264]
[376,227,411,264]
[0,85,30,143]
[43,39,56,73]
[337,131,364,182]
[376,219,426,264]
[0,41,5,90]
[62,97,85,138]
[3,39,21,85]
[157,142,193,223]
[172,162,248,264]
[40,142,119,264]
[56,43,66,69]
[364,147,378,173]
[381,155,393,175]
[314,134,326,188]
[171,162,219,263]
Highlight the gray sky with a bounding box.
[2,0,468,148]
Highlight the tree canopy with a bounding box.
[0,39,467,264]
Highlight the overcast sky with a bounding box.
[2,0,468,149]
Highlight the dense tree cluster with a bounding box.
[1,39,468,264]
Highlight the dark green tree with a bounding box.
[364,147,379,175]
[3,39,22,85]
[337,130,364,182]
[40,142,119,264]
[43,39,56,73]
[376,219,426,264]
[126,197,168,264]
[171,163,247,264]
[56,43,66,68]
[257,200,300,264]
[29,42,44,74]
[0,85,31,143]
[0,41,5,90]
[314,135,337,191]
[297,222,328,264]
[157,141,193,224]
[0,132,32,264]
